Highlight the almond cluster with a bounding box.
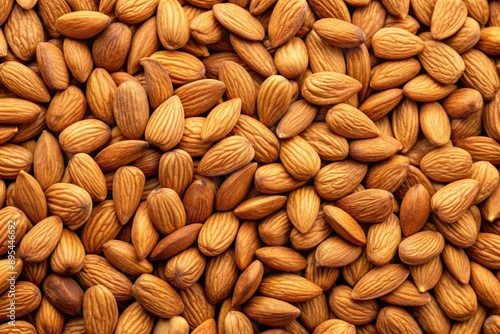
[0,0,500,333]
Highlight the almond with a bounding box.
[0,61,50,103]
[434,270,477,321]
[50,228,85,275]
[287,186,320,234]
[376,306,422,334]
[213,3,264,41]
[268,0,307,47]
[468,233,500,269]
[244,296,300,327]
[231,114,280,163]
[55,11,110,39]
[301,71,362,105]
[113,166,145,224]
[259,273,322,303]
[175,79,226,117]
[219,61,257,116]
[461,49,500,100]
[329,285,378,325]
[115,302,155,334]
[4,5,44,61]
[59,119,111,155]
[197,136,254,176]
[255,246,306,272]
[83,285,119,334]
[313,18,365,48]
[114,0,158,24]
[366,214,402,265]
[372,27,424,59]
[314,160,368,201]
[157,0,189,50]
[46,85,87,132]
[431,0,468,40]
[336,189,394,223]
[0,281,41,321]
[398,231,445,265]
[418,40,465,84]
[315,236,362,267]
[68,153,107,202]
[63,38,93,83]
[198,212,239,257]
[45,183,93,230]
[280,135,321,180]
[431,179,480,223]
[326,103,379,139]
[380,279,431,306]
[77,254,132,301]
[36,42,69,90]
[351,264,409,300]
[323,205,366,246]
[421,147,473,183]
[18,215,62,263]
[257,75,292,127]
[235,221,261,271]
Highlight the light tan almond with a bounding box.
[419,102,451,146]
[313,18,365,48]
[175,79,226,117]
[213,3,265,41]
[113,166,145,225]
[198,212,239,257]
[37,42,69,90]
[4,5,44,61]
[59,119,111,155]
[315,236,362,267]
[431,179,480,223]
[305,29,346,74]
[351,264,409,300]
[0,61,50,103]
[157,0,189,50]
[268,0,307,47]
[434,270,477,321]
[323,205,366,246]
[302,71,362,105]
[45,183,93,230]
[371,58,421,90]
[418,40,464,85]
[150,50,205,85]
[197,136,255,177]
[68,153,107,202]
[114,0,158,24]
[372,27,424,59]
[461,49,500,100]
[83,285,119,334]
[376,306,421,334]
[232,114,280,163]
[431,0,468,40]
[257,75,292,127]
[46,85,87,132]
[366,214,401,265]
[259,273,322,303]
[244,296,300,327]
[399,231,445,265]
[55,11,110,39]
[63,38,93,83]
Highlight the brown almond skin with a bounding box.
[398,231,445,265]
[150,224,202,261]
[255,246,307,272]
[43,274,83,315]
[351,264,409,300]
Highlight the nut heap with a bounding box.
[1,0,500,333]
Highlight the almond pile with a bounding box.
[0,0,500,333]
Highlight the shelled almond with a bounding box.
[0,0,499,333]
